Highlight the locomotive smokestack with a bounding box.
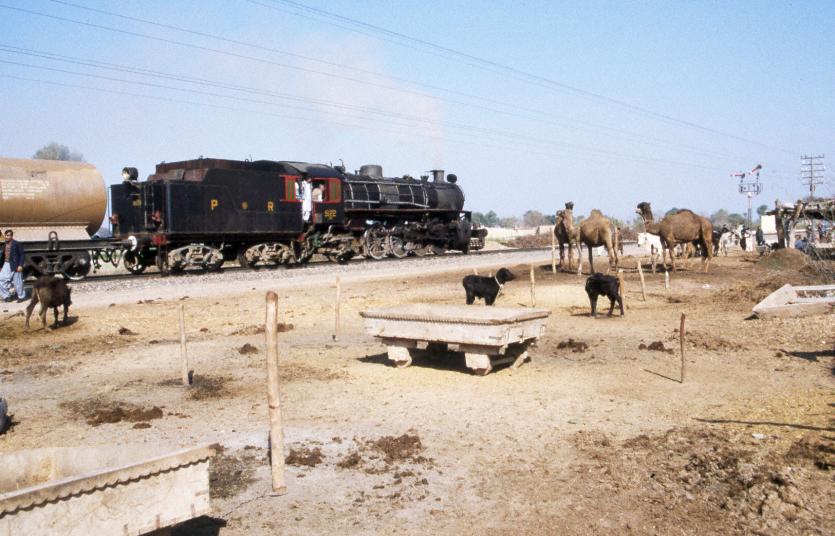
[359,164,383,178]
[430,169,444,183]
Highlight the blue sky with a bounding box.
[1,0,833,222]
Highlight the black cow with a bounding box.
[25,276,72,330]
[584,273,624,317]
[462,268,516,306]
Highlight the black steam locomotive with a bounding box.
[110,158,485,274]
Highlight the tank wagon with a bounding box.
[110,158,486,274]
[0,158,118,279]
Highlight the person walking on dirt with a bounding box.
[0,229,25,302]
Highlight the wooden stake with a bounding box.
[529,265,536,307]
[576,245,583,276]
[333,276,341,341]
[265,291,287,495]
[178,304,190,386]
[472,268,478,275]
[651,247,657,274]
[617,269,626,311]
[664,270,670,291]
[637,259,647,301]
[679,313,686,383]
[550,229,557,274]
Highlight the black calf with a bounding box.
[584,273,624,317]
[462,268,516,306]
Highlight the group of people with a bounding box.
[0,229,25,302]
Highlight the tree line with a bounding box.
[473,205,773,234]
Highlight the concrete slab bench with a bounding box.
[361,304,550,375]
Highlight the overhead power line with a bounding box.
[0,69,728,173]
[34,1,741,161]
[0,43,740,162]
[249,0,796,156]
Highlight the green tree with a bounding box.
[727,213,745,227]
[756,204,769,216]
[33,142,84,161]
[472,210,499,227]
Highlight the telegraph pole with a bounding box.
[800,154,825,199]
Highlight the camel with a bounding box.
[635,202,713,273]
[576,209,618,274]
[553,202,577,269]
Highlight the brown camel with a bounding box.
[576,209,618,274]
[553,202,577,269]
[635,202,713,272]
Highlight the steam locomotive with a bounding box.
[106,157,486,274]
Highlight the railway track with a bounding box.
[71,246,552,287]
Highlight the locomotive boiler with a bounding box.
[110,157,481,274]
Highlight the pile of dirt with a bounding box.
[285,446,324,467]
[61,399,164,427]
[759,248,808,271]
[371,433,424,463]
[669,329,747,352]
[722,276,787,306]
[571,428,833,534]
[209,446,258,499]
[238,343,258,355]
[500,233,552,249]
[639,341,674,354]
[556,338,589,353]
[231,322,293,336]
[279,363,347,383]
[187,375,232,400]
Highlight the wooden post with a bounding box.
[178,304,190,386]
[651,246,657,274]
[637,259,647,301]
[576,245,583,276]
[472,268,478,275]
[529,265,536,307]
[664,270,670,291]
[617,269,626,311]
[333,276,341,341]
[550,229,557,274]
[679,313,686,383]
[265,291,287,495]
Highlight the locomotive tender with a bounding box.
[110,157,484,274]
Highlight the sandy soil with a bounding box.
[1,251,832,535]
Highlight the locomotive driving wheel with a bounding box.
[363,226,387,260]
[386,234,409,258]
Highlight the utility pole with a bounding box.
[732,164,762,229]
[800,154,825,199]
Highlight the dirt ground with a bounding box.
[1,251,833,535]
